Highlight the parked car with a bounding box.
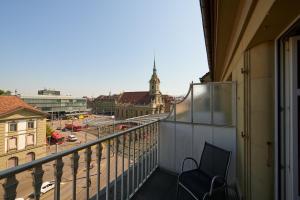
[67,135,78,142]
[40,181,55,194]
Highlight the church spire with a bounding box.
[153,56,157,75]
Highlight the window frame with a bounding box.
[26,134,35,147]
[8,122,17,132]
[27,120,35,130]
[7,157,18,168]
[7,137,17,151]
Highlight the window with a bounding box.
[26,134,34,146]
[26,152,35,162]
[27,121,34,129]
[8,137,17,151]
[7,157,18,168]
[9,122,17,132]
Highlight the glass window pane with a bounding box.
[193,84,211,124]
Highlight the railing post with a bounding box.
[96,143,103,200]
[114,137,118,200]
[71,151,80,200]
[137,128,140,188]
[32,164,44,200]
[85,146,92,199]
[121,135,125,200]
[150,123,154,172]
[106,139,111,200]
[3,174,18,200]
[54,157,64,200]
[132,130,136,192]
[142,126,145,182]
[127,132,131,199]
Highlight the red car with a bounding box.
[51,131,64,144]
[65,124,82,132]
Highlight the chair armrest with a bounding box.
[181,157,199,172]
[209,176,226,195]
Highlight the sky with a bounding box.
[0,0,208,97]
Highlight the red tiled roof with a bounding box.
[0,96,46,117]
[119,92,151,105]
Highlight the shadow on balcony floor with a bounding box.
[132,168,239,200]
[132,168,177,200]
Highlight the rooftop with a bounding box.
[0,95,46,117]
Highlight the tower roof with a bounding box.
[150,57,160,82]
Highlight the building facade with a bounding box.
[92,60,173,119]
[115,60,167,119]
[0,96,47,170]
[93,95,119,115]
[38,89,60,96]
[200,1,300,199]
[21,94,88,118]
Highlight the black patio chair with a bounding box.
[176,142,231,200]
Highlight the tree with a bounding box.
[0,89,11,96]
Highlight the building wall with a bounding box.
[115,105,153,119]
[248,41,274,200]
[94,100,116,115]
[230,41,275,200]
[0,110,46,170]
[231,54,246,197]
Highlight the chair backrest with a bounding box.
[198,142,231,179]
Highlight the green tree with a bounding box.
[0,89,11,96]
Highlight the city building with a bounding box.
[93,94,120,115]
[21,93,89,119]
[38,89,60,96]
[92,60,173,119]
[115,59,169,119]
[0,96,47,170]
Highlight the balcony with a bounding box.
[0,82,237,200]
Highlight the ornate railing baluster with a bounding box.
[132,130,136,192]
[121,135,125,200]
[150,124,152,171]
[96,142,103,200]
[32,164,44,200]
[142,126,145,182]
[127,133,131,199]
[71,151,80,200]
[54,157,64,200]
[156,122,159,167]
[114,137,118,200]
[137,128,140,188]
[85,146,92,199]
[3,174,18,200]
[106,139,110,200]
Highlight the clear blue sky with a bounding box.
[0,0,208,97]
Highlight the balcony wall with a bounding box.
[159,82,237,184]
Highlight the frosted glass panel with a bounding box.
[166,106,175,121]
[213,84,233,125]
[193,84,211,123]
[176,92,192,122]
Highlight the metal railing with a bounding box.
[0,120,160,200]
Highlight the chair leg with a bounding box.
[176,182,180,200]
